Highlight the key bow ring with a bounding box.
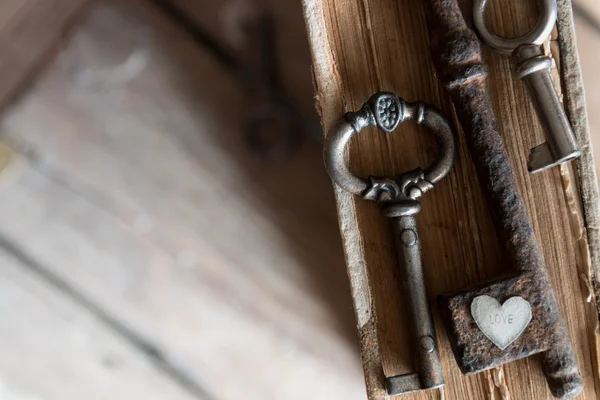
[473,0,557,54]
[324,92,455,215]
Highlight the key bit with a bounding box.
[324,92,456,395]
[514,44,581,173]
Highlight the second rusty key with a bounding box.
[422,0,583,398]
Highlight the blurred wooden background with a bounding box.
[0,0,597,399]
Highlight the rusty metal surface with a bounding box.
[421,0,583,398]
[439,274,560,371]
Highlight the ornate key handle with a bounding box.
[473,0,556,55]
[324,92,455,211]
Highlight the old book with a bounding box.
[302,0,600,399]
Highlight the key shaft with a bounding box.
[514,44,580,173]
[385,213,444,395]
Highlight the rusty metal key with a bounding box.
[324,92,455,395]
[422,0,583,398]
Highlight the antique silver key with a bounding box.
[324,92,455,395]
[474,0,580,173]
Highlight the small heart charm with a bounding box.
[471,295,532,350]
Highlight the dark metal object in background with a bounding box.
[324,92,455,395]
[149,0,319,160]
[421,0,582,398]
[474,0,580,173]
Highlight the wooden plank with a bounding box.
[302,0,600,399]
[0,2,364,399]
[0,245,197,400]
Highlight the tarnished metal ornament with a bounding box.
[369,92,404,133]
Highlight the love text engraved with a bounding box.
[471,295,532,350]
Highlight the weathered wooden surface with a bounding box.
[0,246,196,400]
[302,0,600,399]
[0,1,364,399]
